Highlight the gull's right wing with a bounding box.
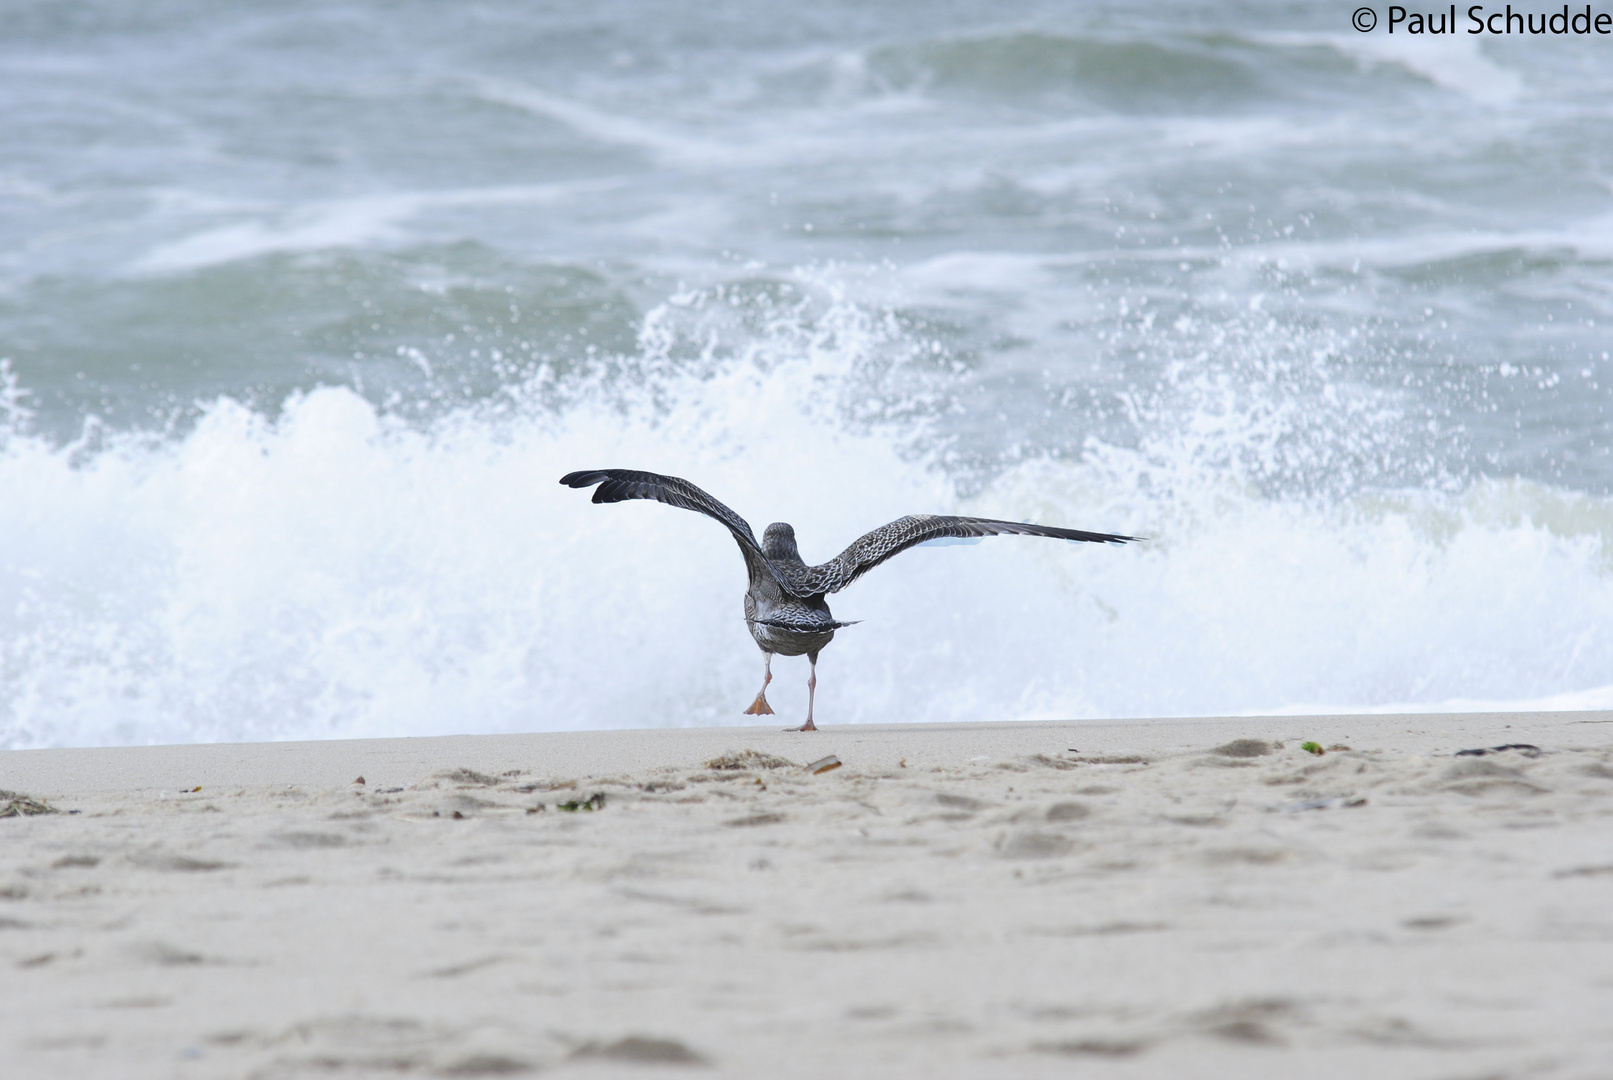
[778,513,1141,596]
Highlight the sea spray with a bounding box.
[4,3,1612,746]
[3,281,1610,748]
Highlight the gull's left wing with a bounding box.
[559,468,789,590]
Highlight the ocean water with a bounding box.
[3,1,1612,748]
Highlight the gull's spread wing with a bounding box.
[560,468,781,586]
[777,514,1140,597]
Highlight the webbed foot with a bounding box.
[743,694,775,716]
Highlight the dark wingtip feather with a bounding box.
[1051,528,1144,545]
[560,470,611,488]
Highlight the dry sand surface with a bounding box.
[3,712,1613,1079]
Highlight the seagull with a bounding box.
[560,469,1140,731]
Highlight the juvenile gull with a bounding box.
[560,469,1140,731]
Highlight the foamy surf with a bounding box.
[3,3,1611,747]
[2,286,1609,748]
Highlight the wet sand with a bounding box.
[3,711,1613,1078]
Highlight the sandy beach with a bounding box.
[3,712,1612,1079]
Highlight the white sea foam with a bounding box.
[6,3,1613,748]
[1263,32,1525,106]
[2,291,1609,749]
[131,184,600,274]
[1261,683,1613,717]
[133,203,414,274]
[465,77,737,167]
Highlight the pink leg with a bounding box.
[743,653,775,715]
[787,652,819,732]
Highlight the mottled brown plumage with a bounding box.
[560,468,1139,730]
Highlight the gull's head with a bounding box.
[762,522,800,562]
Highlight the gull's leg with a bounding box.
[743,652,775,715]
[786,651,819,732]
